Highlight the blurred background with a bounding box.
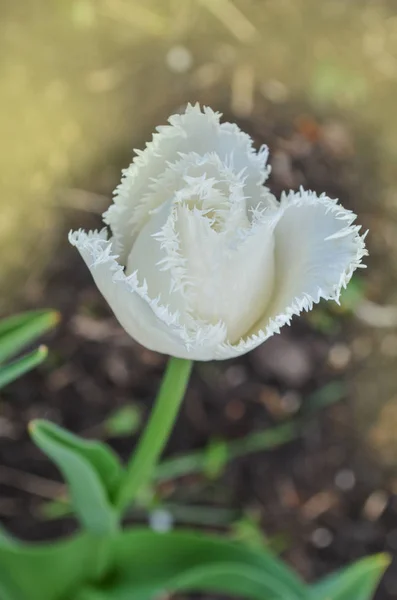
[2,0,397,598]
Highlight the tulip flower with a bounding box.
[70,104,367,360]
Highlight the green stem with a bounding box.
[116,357,193,513]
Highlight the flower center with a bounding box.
[126,153,275,344]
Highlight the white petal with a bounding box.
[214,189,368,359]
[103,104,273,264]
[68,229,228,360]
[271,189,367,306]
[125,158,277,346]
[125,152,248,317]
[175,204,276,344]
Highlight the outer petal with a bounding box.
[213,189,368,359]
[103,104,273,264]
[68,229,228,360]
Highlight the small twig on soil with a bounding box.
[0,465,66,499]
[355,299,397,327]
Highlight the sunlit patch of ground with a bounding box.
[2,0,397,305]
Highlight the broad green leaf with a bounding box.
[74,589,105,600]
[309,553,389,600]
[0,529,309,600]
[0,346,48,389]
[97,529,308,600]
[0,310,59,364]
[169,562,296,600]
[30,420,123,498]
[0,533,95,600]
[30,420,122,534]
[0,566,24,600]
[77,564,297,600]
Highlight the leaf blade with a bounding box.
[0,310,59,364]
[0,533,95,600]
[0,346,48,389]
[309,553,390,600]
[29,420,121,534]
[108,528,308,600]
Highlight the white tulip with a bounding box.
[69,104,367,361]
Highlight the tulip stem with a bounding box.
[116,357,193,514]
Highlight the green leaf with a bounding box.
[0,310,59,364]
[203,438,228,479]
[169,562,296,600]
[309,553,390,600]
[306,381,346,413]
[29,420,123,534]
[339,276,365,313]
[0,526,26,600]
[307,308,340,335]
[0,533,95,600]
[78,564,298,600]
[104,405,142,438]
[155,422,298,482]
[85,529,308,600]
[231,515,269,551]
[0,566,24,600]
[0,346,48,389]
[38,498,73,520]
[0,529,309,600]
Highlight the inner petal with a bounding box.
[156,153,248,229]
[125,159,246,323]
[125,198,187,314]
[176,205,275,343]
[126,154,275,345]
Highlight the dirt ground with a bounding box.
[1,107,396,600]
